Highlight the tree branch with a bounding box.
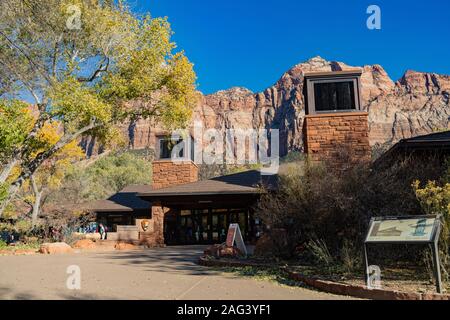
[26,117,101,174]
[0,59,42,105]
[52,34,63,78]
[77,57,110,83]
[0,117,102,217]
[0,30,53,85]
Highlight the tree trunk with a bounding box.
[0,181,20,217]
[31,191,42,225]
[30,175,42,226]
[0,158,18,184]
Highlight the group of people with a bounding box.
[77,222,108,240]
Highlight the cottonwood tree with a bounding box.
[0,0,198,216]
[22,122,85,225]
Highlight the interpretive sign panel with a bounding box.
[364,215,443,293]
[365,216,438,243]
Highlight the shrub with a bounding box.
[0,219,33,239]
[38,209,95,243]
[413,162,450,280]
[256,154,445,265]
[306,239,334,266]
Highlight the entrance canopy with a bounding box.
[87,185,152,214]
[84,185,152,232]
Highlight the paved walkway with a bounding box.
[0,246,354,300]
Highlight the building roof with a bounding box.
[303,70,362,78]
[138,170,278,198]
[396,130,450,145]
[386,131,450,154]
[86,185,152,213]
[374,130,450,167]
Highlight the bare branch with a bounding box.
[52,34,63,77]
[77,57,110,83]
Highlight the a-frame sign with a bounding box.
[226,223,248,257]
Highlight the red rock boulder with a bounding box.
[72,239,96,250]
[39,242,73,254]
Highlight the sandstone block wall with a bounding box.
[303,112,371,167]
[147,206,168,246]
[152,160,199,190]
[147,160,199,246]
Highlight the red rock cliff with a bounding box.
[83,56,450,157]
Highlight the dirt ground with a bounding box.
[0,245,355,300]
[289,265,448,295]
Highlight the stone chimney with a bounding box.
[302,71,371,167]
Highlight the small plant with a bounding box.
[340,240,362,274]
[421,250,435,283]
[306,239,334,266]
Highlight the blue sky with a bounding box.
[137,1,449,94]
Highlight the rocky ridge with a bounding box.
[85,56,450,157]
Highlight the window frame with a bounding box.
[156,135,193,161]
[306,75,362,115]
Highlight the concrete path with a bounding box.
[0,245,354,300]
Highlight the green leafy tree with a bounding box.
[21,122,85,225]
[0,99,34,180]
[49,152,152,205]
[0,0,198,216]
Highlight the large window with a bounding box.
[305,73,361,114]
[157,136,194,160]
[159,138,183,159]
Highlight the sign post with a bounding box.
[226,223,248,257]
[364,215,443,293]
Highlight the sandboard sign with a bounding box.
[226,223,248,256]
[364,215,443,293]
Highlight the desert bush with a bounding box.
[0,218,33,238]
[38,209,95,243]
[256,153,446,265]
[306,239,334,266]
[340,239,363,274]
[413,161,450,280]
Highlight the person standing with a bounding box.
[99,223,107,240]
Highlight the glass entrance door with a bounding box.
[170,208,252,245]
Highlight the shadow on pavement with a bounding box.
[95,245,223,276]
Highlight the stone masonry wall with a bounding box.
[303,112,371,167]
[152,160,199,190]
[147,160,199,246]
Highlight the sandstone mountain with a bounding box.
[84,56,450,158]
